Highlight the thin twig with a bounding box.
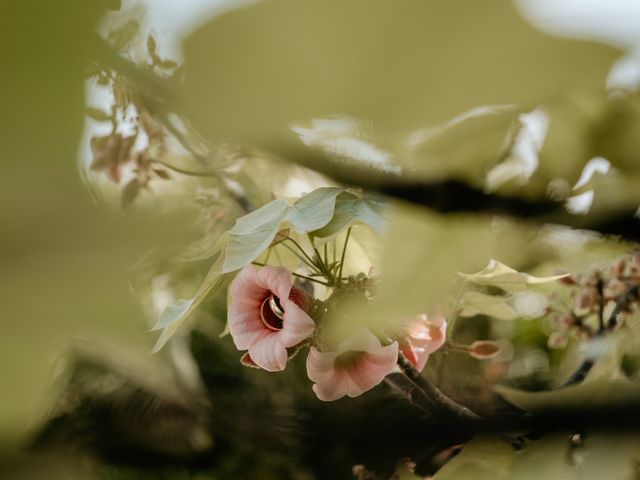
[151,159,217,178]
[396,351,482,423]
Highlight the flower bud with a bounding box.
[468,340,501,359]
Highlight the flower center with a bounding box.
[334,350,366,368]
[260,294,284,331]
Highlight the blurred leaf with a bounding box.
[434,435,578,480]
[495,348,640,412]
[433,436,514,480]
[85,106,111,122]
[366,203,535,334]
[459,291,519,321]
[578,434,640,480]
[153,234,229,352]
[459,259,569,292]
[181,0,619,177]
[146,35,156,55]
[109,19,139,51]
[222,187,343,272]
[311,191,386,241]
[120,178,139,209]
[161,59,179,69]
[405,105,519,184]
[508,435,577,480]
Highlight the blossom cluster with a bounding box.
[549,251,640,349]
[227,265,447,401]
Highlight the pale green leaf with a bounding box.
[311,191,385,241]
[182,0,619,181]
[508,435,577,480]
[459,291,519,321]
[222,187,343,272]
[152,233,229,352]
[150,299,192,331]
[578,434,640,480]
[458,259,569,292]
[433,436,514,480]
[494,345,640,413]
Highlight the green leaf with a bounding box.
[222,187,343,272]
[120,178,139,209]
[434,435,578,480]
[363,204,533,335]
[310,191,385,241]
[458,259,569,292]
[433,437,514,480]
[578,434,640,480]
[152,233,229,353]
[151,299,192,331]
[181,0,619,172]
[459,291,519,321]
[494,345,640,412]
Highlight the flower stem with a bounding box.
[150,159,218,178]
[337,227,352,285]
[285,237,318,269]
[396,351,482,423]
[280,242,318,271]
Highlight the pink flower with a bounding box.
[399,314,446,372]
[306,328,398,401]
[228,265,315,372]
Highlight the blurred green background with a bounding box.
[2,0,640,478]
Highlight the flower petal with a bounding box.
[228,297,267,350]
[256,266,292,300]
[248,334,288,372]
[336,327,382,354]
[306,347,338,384]
[347,342,399,395]
[279,299,315,347]
[312,370,349,401]
[230,265,267,306]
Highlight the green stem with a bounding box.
[285,237,318,268]
[280,242,318,271]
[337,227,352,285]
[150,159,217,178]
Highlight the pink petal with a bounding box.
[312,370,350,401]
[240,352,261,369]
[256,266,292,301]
[306,347,338,384]
[347,342,399,395]
[278,299,315,347]
[230,265,267,306]
[411,347,430,372]
[228,298,268,351]
[336,327,383,354]
[248,334,288,372]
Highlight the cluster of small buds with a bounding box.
[548,252,640,349]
